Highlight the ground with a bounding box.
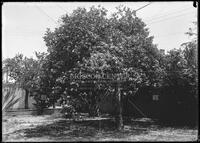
[2,113,198,141]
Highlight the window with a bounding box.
[152,95,159,101]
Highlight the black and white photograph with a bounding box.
[2,1,198,142]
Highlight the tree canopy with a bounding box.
[40,5,165,115]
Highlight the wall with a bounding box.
[99,94,118,114]
[3,83,36,110]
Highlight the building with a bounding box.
[2,69,36,110]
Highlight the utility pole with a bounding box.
[117,77,123,130]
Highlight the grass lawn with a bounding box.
[2,113,198,141]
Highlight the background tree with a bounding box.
[163,21,197,97]
[160,21,197,123]
[181,21,197,98]
[3,52,47,109]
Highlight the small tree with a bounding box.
[161,22,197,123]
[3,54,37,109]
[3,52,49,112]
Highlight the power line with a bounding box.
[135,2,153,12]
[34,4,58,24]
[147,9,195,23]
[155,28,197,38]
[148,11,195,25]
[152,31,186,39]
[147,3,167,21]
[155,33,185,39]
[146,7,193,22]
[56,4,68,14]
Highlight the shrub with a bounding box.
[60,104,76,118]
[33,95,49,115]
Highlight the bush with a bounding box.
[60,104,76,118]
[33,96,49,115]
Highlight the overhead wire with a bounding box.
[145,6,194,22]
[148,11,196,25]
[154,32,186,39]
[135,2,153,12]
[5,3,196,49]
[5,4,59,37]
[147,2,166,20]
[34,4,58,24]
[56,4,68,14]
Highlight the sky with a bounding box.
[2,2,197,60]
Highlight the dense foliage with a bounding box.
[158,22,197,123]
[41,5,165,116]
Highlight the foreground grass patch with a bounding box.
[2,114,198,141]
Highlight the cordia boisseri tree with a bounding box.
[42,5,165,120]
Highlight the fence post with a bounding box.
[117,78,123,130]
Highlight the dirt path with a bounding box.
[2,114,198,141]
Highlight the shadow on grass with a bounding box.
[4,116,198,141]
[8,119,150,141]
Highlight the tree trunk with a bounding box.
[25,89,29,109]
[6,68,8,83]
[97,103,101,130]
